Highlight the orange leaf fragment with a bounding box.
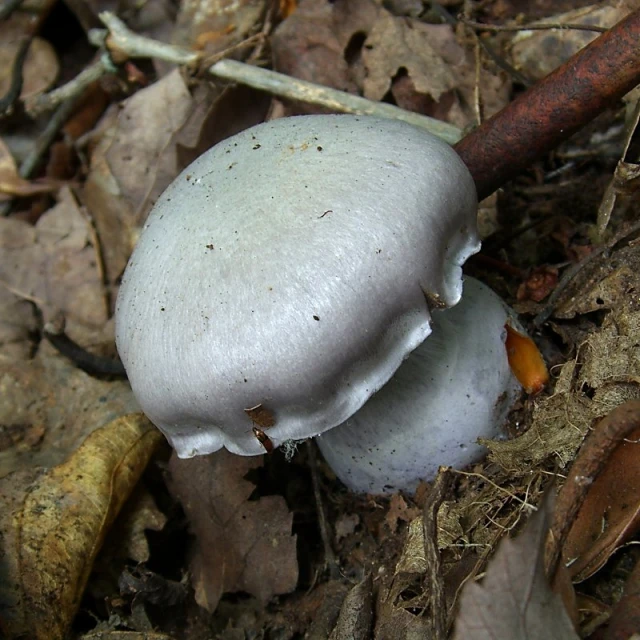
[505,323,549,393]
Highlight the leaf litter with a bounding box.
[1,0,640,638]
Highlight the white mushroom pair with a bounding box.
[115,115,543,494]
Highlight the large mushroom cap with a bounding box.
[115,114,479,457]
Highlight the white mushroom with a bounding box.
[317,277,522,494]
[115,114,479,457]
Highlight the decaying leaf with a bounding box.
[173,0,266,57]
[84,71,195,284]
[328,574,373,640]
[0,137,57,200]
[0,186,108,334]
[510,4,630,80]
[0,24,58,101]
[101,485,168,564]
[554,244,640,319]
[0,414,162,640]
[452,497,578,640]
[0,283,38,360]
[362,13,455,103]
[168,450,298,613]
[563,425,640,582]
[272,0,509,128]
[0,347,139,477]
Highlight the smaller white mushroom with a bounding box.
[317,277,523,494]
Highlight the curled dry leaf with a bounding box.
[0,138,56,201]
[563,423,640,582]
[168,450,298,613]
[452,496,578,640]
[361,13,455,103]
[0,414,162,640]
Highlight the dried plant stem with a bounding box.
[95,12,462,144]
[423,468,452,639]
[24,55,116,118]
[455,9,640,200]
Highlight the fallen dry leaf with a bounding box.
[563,425,640,582]
[510,4,631,80]
[0,414,162,640]
[362,13,455,103]
[0,283,38,360]
[452,498,578,639]
[101,485,168,564]
[328,574,373,640]
[484,296,640,474]
[383,493,419,535]
[84,70,195,283]
[272,0,378,101]
[172,0,265,57]
[0,186,108,332]
[0,346,139,477]
[0,23,58,101]
[168,450,298,613]
[0,138,57,200]
[272,0,509,127]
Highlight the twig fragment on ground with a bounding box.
[422,467,452,638]
[24,55,116,118]
[307,441,341,579]
[95,12,462,143]
[459,16,609,34]
[43,316,126,377]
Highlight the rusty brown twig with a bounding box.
[455,9,640,201]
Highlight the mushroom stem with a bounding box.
[316,278,523,495]
[455,8,640,201]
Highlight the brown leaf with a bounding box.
[0,414,162,640]
[168,450,298,612]
[328,574,373,640]
[173,0,265,57]
[0,23,58,100]
[0,349,139,476]
[510,5,630,81]
[0,186,108,330]
[452,497,578,640]
[383,493,419,535]
[0,137,56,201]
[101,485,168,564]
[0,284,38,359]
[272,0,379,104]
[563,425,640,582]
[362,13,455,103]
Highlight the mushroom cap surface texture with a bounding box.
[115,114,479,457]
[316,277,522,494]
